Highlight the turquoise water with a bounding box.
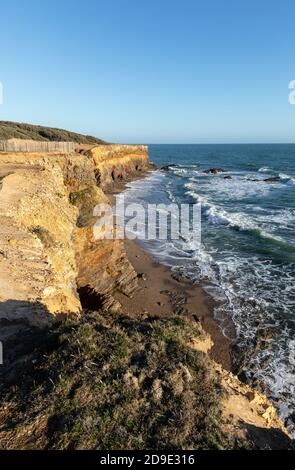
[121,144,295,430]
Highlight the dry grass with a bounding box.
[0,312,232,450]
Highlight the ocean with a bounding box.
[120,144,295,431]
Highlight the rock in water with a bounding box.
[204,168,225,174]
[264,177,280,183]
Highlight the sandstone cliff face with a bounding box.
[87,144,149,189]
[0,163,80,325]
[0,145,150,326]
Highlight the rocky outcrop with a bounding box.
[193,330,291,448]
[87,144,150,189]
[0,145,150,326]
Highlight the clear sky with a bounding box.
[0,0,294,143]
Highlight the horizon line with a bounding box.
[119,142,295,145]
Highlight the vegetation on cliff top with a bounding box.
[0,121,106,144]
[0,311,233,450]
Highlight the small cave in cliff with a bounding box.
[78,285,105,310]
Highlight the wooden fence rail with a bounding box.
[0,140,75,153]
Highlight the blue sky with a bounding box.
[0,0,294,143]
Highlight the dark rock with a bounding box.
[137,273,147,281]
[223,175,232,179]
[264,177,280,183]
[161,164,178,171]
[258,340,270,350]
[253,327,277,351]
[192,314,200,323]
[247,177,280,184]
[204,168,225,174]
[171,272,188,282]
[256,328,275,341]
[237,370,248,383]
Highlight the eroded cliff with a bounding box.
[0,145,150,326]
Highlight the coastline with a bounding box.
[108,173,234,371]
[0,147,292,449]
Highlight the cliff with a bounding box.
[87,144,149,189]
[0,145,150,326]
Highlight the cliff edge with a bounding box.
[0,144,150,326]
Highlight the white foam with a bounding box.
[205,206,232,226]
[279,173,295,185]
[258,167,272,173]
[184,175,291,243]
[165,182,177,203]
[256,209,295,229]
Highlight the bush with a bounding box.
[0,121,106,144]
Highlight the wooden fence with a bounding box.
[0,140,75,153]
